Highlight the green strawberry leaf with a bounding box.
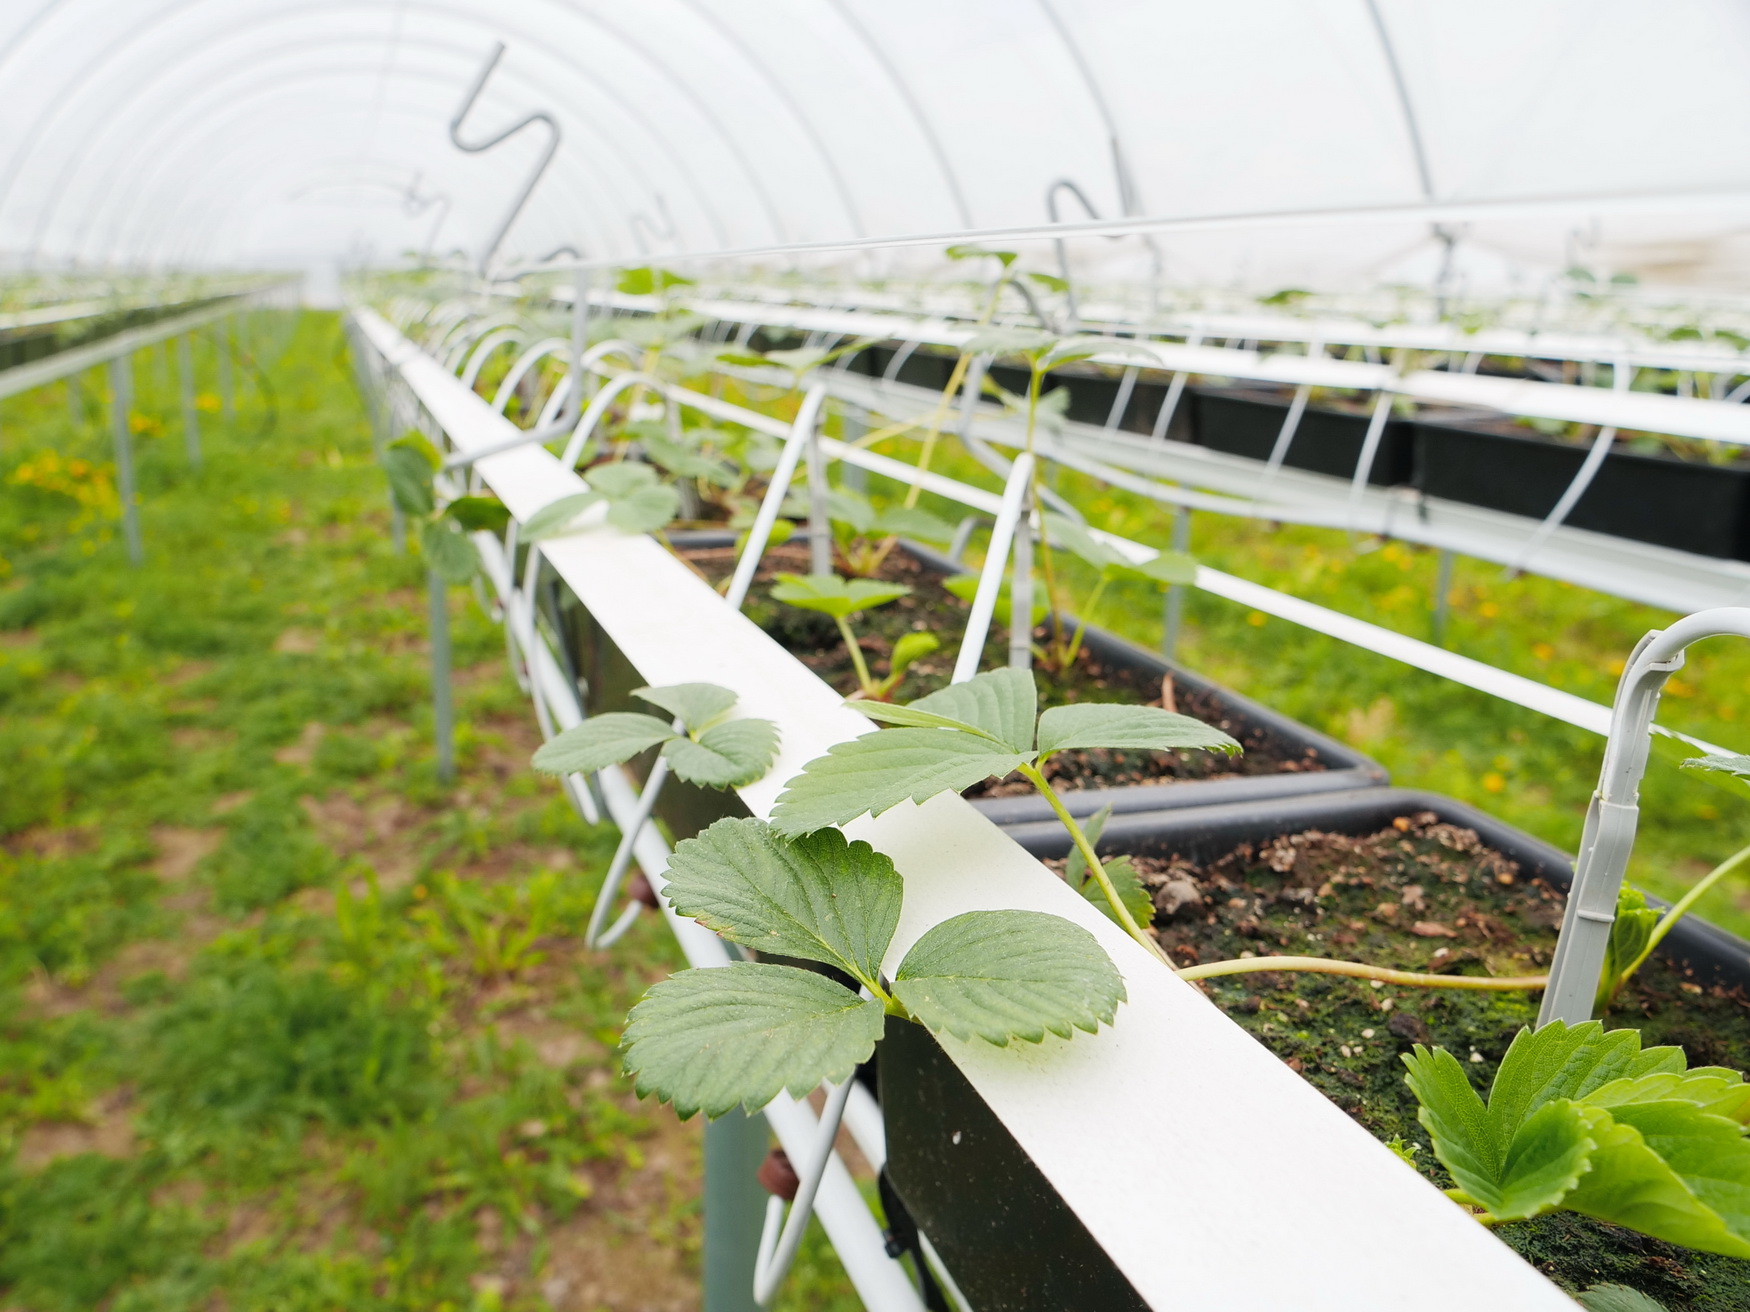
[1563,1101,1750,1257]
[1587,1069,1750,1124]
[905,667,1038,752]
[826,489,878,536]
[642,431,736,486]
[770,573,910,621]
[892,910,1124,1046]
[444,495,511,533]
[1079,855,1154,930]
[1043,512,1130,574]
[1062,804,1112,884]
[1598,884,1663,1009]
[1578,1285,1672,1312]
[889,631,940,680]
[634,683,737,734]
[604,482,681,534]
[849,700,1007,741]
[1115,550,1198,586]
[531,712,675,776]
[1035,703,1241,757]
[1404,1044,1508,1195]
[421,520,478,584]
[523,491,595,542]
[622,963,883,1120]
[1681,753,1750,779]
[1041,336,1162,372]
[662,717,780,788]
[383,445,435,516]
[768,728,1032,837]
[963,327,1056,360]
[661,819,900,987]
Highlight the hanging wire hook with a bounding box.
[448,42,562,277]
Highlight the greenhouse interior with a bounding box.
[9,3,1750,1310]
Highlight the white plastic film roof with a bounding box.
[4,0,1750,286]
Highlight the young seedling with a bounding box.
[532,682,778,791]
[381,431,511,583]
[1594,752,1750,1009]
[532,682,780,950]
[768,666,1238,957]
[521,462,681,542]
[826,486,956,576]
[1035,512,1196,672]
[620,817,1124,1118]
[769,572,939,701]
[1404,1020,1750,1256]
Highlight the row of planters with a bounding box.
[528,519,1750,1309]
[839,340,1750,563]
[385,291,1750,1310]
[0,296,230,373]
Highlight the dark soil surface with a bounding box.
[1069,812,1750,1308]
[674,539,1329,796]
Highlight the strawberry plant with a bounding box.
[521,461,681,541]
[1405,1020,1750,1256]
[531,683,779,790]
[619,818,1123,1118]
[380,431,510,582]
[769,571,939,700]
[768,666,1239,955]
[824,486,955,576]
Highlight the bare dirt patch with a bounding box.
[273,628,321,655]
[16,1089,137,1169]
[152,826,222,881]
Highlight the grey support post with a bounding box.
[218,324,235,421]
[177,334,201,470]
[703,1112,767,1312]
[108,354,143,565]
[1162,505,1191,658]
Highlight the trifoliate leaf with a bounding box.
[531,712,674,776]
[661,820,900,986]
[893,910,1124,1046]
[944,244,1016,267]
[1079,855,1155,930]
[663,717,780,788]
[851,700,1001,738]
[523,491,595,542]
[769,728,1033,837]
[905,667,1038,752]
[872,505,956,544]
[383,445,435,516]
[1026,271,1069,293]
[1485,1022,1673,1137]
[1035,703,1241,757]
[770,573,910,621]
[1578,1285,1671,1312]
[634,683,736,735]
[421,520,478,584]
[889,631,940,679]
[616,265,693,295]
[585,461,662,498]
[443,495,511,533]
[622,964,882,1120]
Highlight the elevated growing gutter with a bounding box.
[354,307,1575,1310]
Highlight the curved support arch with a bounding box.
[560,369,663,469]
[490,336,570,414]
[444,316,529,373]
[448,42,561,274]
[458,327,526,390]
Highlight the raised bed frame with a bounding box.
[352,306,1578,1312]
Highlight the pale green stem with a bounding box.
[1024,362,1070,665]
[1063,574,1109,669]
[1176,955,1549,991]
[835,615,877,696]
[1019,759,1168,961]
[1619,837,1750,988]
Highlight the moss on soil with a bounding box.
[1101,813,1750,1308]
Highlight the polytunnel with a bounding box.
[6,4,1750,1311]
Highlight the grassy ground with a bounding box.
[0,313,857,1312]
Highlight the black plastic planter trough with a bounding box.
[882,787,1750,1312]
